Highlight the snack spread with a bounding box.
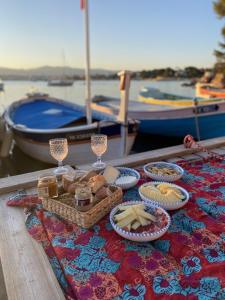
[140,183,186,203]
[147,165,180,176]
[88,175,107,193]
[113,203,168,233]
[61,170,112,210]
[103,166,138,188]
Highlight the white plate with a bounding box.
[114,167,140,190]
[139,181,189,210]
[110,201,171,242]
[143,162,184,182]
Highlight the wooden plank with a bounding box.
[0,136,225,195]
[79,136,225,170]
[165,157,182,163]
[211,148,225,155]
[0,259,7,300]
[179,154,200,161]
[0,166,73,195]
[195,151,210,158]
[0,189,65,300]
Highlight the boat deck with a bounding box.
[1,136,225,299]
[93,98,174,111]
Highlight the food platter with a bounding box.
[102,166,140,190]
[110,201,171,242]
[143,161,184,182]
[139,182,189,210]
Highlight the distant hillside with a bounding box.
[0,66,117,80]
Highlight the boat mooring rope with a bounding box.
[183,134,224,161]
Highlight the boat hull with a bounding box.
[139,112,225,139]
[196,83,225,99]
[14,133,136,165]
[4,96,138,165]
[92,96,225,140]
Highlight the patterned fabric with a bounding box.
[7,157,225,299]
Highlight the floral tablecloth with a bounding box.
[7,158,225,300]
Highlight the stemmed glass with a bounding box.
[49,138,68,175]
[91,134,107,169]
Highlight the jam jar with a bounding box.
[37,174,58,198]
[74,186,93,212]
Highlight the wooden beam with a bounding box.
[165,157,182,163]
[179,154,200,161]
[0,166,73,195]
[211,148,225,155]
[0,136,225,194]
[79,136,225,170]
[0,259,7,300]
[0,190,65,300]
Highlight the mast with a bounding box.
[118,70,132,156]
[82,0,92,124]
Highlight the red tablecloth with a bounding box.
[7,158,225,299]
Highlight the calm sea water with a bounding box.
[0,79,194,178]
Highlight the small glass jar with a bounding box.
[74,186,93,212]
[62,173,75,191]
[37,174,58,198]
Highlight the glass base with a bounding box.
[53,166,68,176]
[92,161,106,170]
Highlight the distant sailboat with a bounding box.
[48,79,74,86]
[47,51,74,87]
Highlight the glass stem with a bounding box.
[97,156,102,164]
[58,160,63,168]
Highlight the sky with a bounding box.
[0,0,223,70]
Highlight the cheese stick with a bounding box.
[116,214,136,228]
[136,208,156,222]
[131,221,141,230]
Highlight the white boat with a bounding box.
[48,79,74,87]
[3,95,138,166]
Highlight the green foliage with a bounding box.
[139,67,204,79]
[214,0,225,73]
[214,0,225,17]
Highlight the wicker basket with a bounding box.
[42,185,123,228]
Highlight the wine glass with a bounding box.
[49,138,68,175]
[91,134,107,169]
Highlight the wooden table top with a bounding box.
[1,136,225,300]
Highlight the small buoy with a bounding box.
[0,128,13,157]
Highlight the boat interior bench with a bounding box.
[1,136,225,300]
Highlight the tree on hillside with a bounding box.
[214,0,225,74]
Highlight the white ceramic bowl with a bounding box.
[139,181,189,210]
[114,167,140,190]
[110,201,171,242]
[143,162,184,182]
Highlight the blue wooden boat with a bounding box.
[3,95,138,165]
[92,95,225,140]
